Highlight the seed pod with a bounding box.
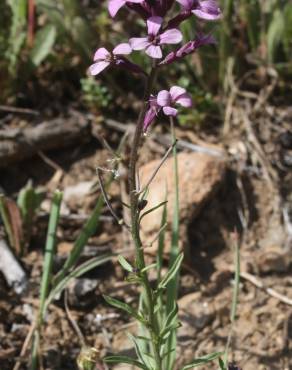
[77,346,99,370]
[138,199,148,210]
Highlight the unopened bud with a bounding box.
[138,199,148,210]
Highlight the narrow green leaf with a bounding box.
[117,255,133,272]
[141,263,157,273]
[17,183,45,248]
[165,119,180,370]
[53,195,104,286]
[6,0,27,74]
[104,355,147,370]
[136,336,151,342]
[141,352,156,369]
[30,24,57,66]
[161,348,175,360]
[158,253,184,290]
[137,293,150,363]
[223,233,240,366]
[283,4,292,59]
[103,295,146,325]
[45,254,112,310]
[157,192,167,282]
[39,191,62,323]
[127,334,150,368]
[139,200,168,223]
[160,303,178,338]
[160,322,181,341]
[181,352,223,370]
[218,357,227,370]
[267,9,285,63]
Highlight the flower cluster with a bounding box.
[90,0,221,129]
[144,86,192,130]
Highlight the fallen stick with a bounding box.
[241,271,292,306]
[104,118,225,158]
[0,115,91,167]
[0,239,27,294]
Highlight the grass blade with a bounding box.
[53,195,104,286]
[165,117,181,370]
[46,254,112,309]
[31,190,62,370]
[158,253,184,290]
[103,295,146,325]
[181,351,224,369]
[39,190,62,322]
[117,255,133,272]
[104,355,148,370]
[223,233,240,366]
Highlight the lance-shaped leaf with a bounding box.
[104,355,147,370]
[181,352,224,369]
[128,333,151,369]
[161,348,175,360]
[117,255,133,272]
[139,200,168,223]
[103,295,147,325]
[218,357,227,370]
[53,195,104,286]
[30,24,57,67]
[160,303,179,339]
[45,254,112,310]
[157,253,184,290]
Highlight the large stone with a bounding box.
[140,151,226,253]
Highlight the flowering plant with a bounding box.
[88,1,223,369]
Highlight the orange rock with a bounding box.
[140,151,226,254]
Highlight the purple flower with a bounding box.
[176,0,221,20]
[89,43,132,76]
[143,86,192,130]
[108,0,144,17]
[160,33,216,65]
[157,86,192,116]
[129,16,182,59]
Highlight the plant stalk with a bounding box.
[128,65,162,370]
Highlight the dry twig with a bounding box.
[241,271,292,306]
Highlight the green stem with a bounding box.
[165,117,180,370]
[128,65,162,370]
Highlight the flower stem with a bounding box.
[128,65,162,370]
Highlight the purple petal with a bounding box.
[147,16,163,36]
[175,93,192,107]
[89,61,110,76]
[93,47,110,61]
[149,95,159,108]
[157,90,171,107]
[176,0,193,10]
[108,0,126,17]
[176,41,193,57]
[129,37,149,50]
[113,43,132,55]
[163,106,178,116]
[159,29,182,45]
[169,86,187,100]
[145,45,162,59]
[143,108,157,131]
[192,0,221,20]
